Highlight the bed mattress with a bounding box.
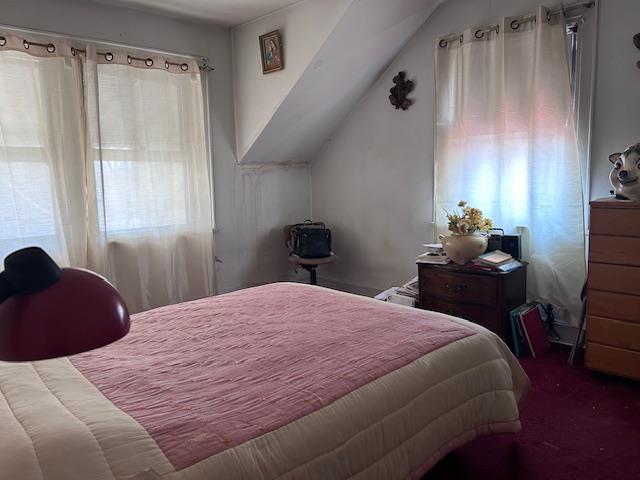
[0,282,529,479]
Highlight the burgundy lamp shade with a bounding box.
[0,247,130,362]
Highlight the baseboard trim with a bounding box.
[316,277,381,298]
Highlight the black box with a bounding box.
[487,233,521,260]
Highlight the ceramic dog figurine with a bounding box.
[610,144,640,202]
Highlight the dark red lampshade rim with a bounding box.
[0,267,130,362]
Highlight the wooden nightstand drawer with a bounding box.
[418,262,526,343]
[419,268,497,307]
[422,298,500,334]
[587,316,640,351]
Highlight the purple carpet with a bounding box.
[423,345,640,480]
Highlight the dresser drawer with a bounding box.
[419,269,497,307]
[586,342,640,380]
[588,263,640,296]
[590,207,640,237]
[422,298,501,336]
[587,290,640,324]
[589,235,640,267]
[587,316,640,351]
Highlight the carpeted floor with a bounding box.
[423,345,640,480]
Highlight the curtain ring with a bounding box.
[546,10,552,22]
[145,58,153,67]
[0,37,6,47]
[71,47,76,56]
[46,44,55,53]
[127,55,132,64]
[438,39,448,48]
[165,60,170,69]
[23,39,30,49]
[104,52,114,61]
[181,63,189,71]
[474,29,485,39]
[510,20,520,30]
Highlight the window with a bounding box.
[0,36,215,311]
[0,51,86,263]
[93,66,196,235]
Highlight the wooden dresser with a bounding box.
[418,262,526,342]
[586,199,640,381]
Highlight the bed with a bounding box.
[0,282,529,480]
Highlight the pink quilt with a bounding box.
[71,283,475,470]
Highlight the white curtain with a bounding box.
[435,7,586,326]
[0,34,215,313]
[0,44,89,267]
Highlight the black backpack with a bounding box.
[289,221,332,259]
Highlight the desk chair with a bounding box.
[283,225,338,285]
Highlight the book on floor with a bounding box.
[509,303,550,358]
[510,304,532,357]
[520,304,550,357]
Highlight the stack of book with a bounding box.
[397,276,419,299]
[469,250,522,272]
[416,243,450,265]
[374,276,420,307]
[510,303,550,358]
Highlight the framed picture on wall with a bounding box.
[259,30,284,74]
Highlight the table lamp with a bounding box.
[0,247,130,362]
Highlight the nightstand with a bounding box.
[418,262,527,342]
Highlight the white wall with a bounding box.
[0,0,311,294]
[232,0,351,161]
[590,0,640,199]
[311,0,624,294]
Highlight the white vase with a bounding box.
[440,233,488,265]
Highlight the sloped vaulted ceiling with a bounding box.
[237,0,447,165]
[92,0,305,26]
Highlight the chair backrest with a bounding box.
[283,225,294,250]
[283,221,328,253]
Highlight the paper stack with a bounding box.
[416,243,450,265]
[374,276,419,307]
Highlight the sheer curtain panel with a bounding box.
[0,33,215,313]
[0,36,88,268]
[84,48,215,312]
[435,7,586,326]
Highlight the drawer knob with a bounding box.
[445,283,467,293]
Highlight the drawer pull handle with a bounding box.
[445,283,467,293]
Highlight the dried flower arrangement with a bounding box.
[445,200,493,235]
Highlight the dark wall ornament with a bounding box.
[634,33,640,69]
[389,71,415,111]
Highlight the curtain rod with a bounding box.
[439,0,595,45]
[0,22,214,72]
